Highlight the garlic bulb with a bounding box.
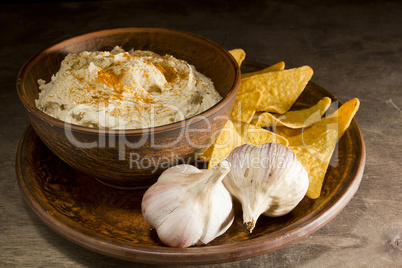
[141,161,234,248]
[224,143,309,233]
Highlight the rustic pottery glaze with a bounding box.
[16,27,240,188]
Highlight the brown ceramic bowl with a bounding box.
[17,27,240,189]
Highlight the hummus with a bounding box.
[35,46,222,129]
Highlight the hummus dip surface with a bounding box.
[35,46,222,129]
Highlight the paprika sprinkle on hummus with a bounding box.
[35,46,221,129]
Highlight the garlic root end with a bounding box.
[245,220,255,233]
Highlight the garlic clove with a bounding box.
[156,198,204,248]
[141,161,234,248]
[224,143,309,233]
[197,179,234,245]
[141,180,187,231]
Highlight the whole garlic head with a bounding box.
[141,161,234,248]
[224,143,309,232]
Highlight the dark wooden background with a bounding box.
[1,0,401,267]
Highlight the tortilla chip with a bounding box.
[238,66,314,114]
[278,98,360,199]
[200,119,242,167]
[230,90,262,123]
[288,130,338,199]
[274,125,301,139]
[236,121,289,147]
[229,49,246,67]
[241,61,285,79]
[275,98,359,141]
[203,120,289,168]
[310,98,360,141]
[253,97,332,128]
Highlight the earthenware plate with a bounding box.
[16,61,366,265]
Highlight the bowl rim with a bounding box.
[16,27,241,135]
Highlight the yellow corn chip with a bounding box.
[204,46,359,200]
[274,125,301,139]
[288,130,338,199]
[200,119,242,167]
[229,49,246,67]
[253,97,332,128]
[203,120,289,168]
[238,66,314,114]
[241,61,285,79]
[275,98,360,141]
[230,90,262,123]
[309,98,360,141]
[236,121,289,147]
[279,98,360,199]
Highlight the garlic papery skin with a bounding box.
[141,161,234,248]
[224,143,309,233]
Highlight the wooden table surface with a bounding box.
[1,1,401,267]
